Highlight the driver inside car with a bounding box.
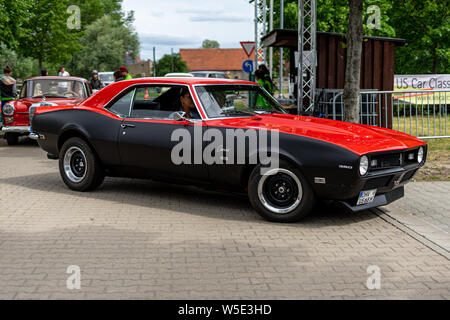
[179,87,201,119]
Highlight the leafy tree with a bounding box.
[0,0,33,51]
[202,39,220,49]
[0,43,35,80]
[389,0,449,74]
[70,15,140,79]
[70,0,131,29]
[155,54,189,76]
[18,0,83,70]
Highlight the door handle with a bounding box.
[121,124,136,129]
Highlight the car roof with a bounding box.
[79,77,259,109]
[26,76,88,82]
[115,77,255,85]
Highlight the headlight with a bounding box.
[359,155,369,176]
[2,104,14,116]
[417,147,424,163]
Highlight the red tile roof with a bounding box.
[180,48,250,71]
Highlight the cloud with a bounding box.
[189,15,249,23]
[175,8,249,23]
[139,33,200,47]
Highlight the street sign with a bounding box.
[240,41,255,58]
[242,60,254,73]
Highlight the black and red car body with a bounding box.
[30,78,427,222]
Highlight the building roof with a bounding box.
[262,29,406,48]
[180,48,249,72]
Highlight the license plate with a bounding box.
[357,189,377,206]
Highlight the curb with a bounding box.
[371,207,450,260]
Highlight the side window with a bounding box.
[108,90,134,117]
[129,85,185,119]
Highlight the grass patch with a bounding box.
[414,138,450,182]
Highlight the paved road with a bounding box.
[389,182,450,234]
[0,138,449,299]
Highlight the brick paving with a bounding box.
[388,181,450,234]
[0,138,449,299]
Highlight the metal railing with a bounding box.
[318,89,450,139]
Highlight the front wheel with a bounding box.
[248,160,316,222]
[59,137,105,191]
[5,133,19,146]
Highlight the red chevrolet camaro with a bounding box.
[1,76,92,145]
[30,77,427,222]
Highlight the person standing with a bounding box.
[58,66,70,77]
[57,66,70,94]
[119,66,132,80]
[114,70,124,82]
[257,64,274,95]
[0,65,17,125]
[41,69,48,76]
[90,70,103,90]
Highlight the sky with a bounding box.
[122,0,255,61]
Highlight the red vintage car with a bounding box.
[1,76,92,145]
[31,78,427,222]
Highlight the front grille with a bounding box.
[370,153,402,170]
[369,149,420,172]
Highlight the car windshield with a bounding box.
[21,79,87,99]
[195,84,286,118]
[99,73,114,82]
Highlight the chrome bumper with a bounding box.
[2,126,30,134]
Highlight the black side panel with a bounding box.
[32,109,121,165]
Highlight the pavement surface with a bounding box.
[0,137,449,299]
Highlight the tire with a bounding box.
[5,133,19,146]
[248,160,316,222]
[59,137,105,191]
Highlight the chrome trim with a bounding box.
[257,168,303,214]
[29,133,45,140]
[2,126,30,133]
[29,133,39,140]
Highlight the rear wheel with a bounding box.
[5,133,19,146]
[59,137,105,191]
[248,160,315,222]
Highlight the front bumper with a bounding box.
[2,126,30,134]
[339,186,404,212]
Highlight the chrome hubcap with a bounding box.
[63,147,87,183]
[257,168,303,214]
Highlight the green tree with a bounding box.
[0,43,35,80]
[389,0,449,74]
[70,0,130,29]
[70,15,140,79]
[202,39,220,48]
[18,0,83,70]
[0,0,33,51]
[155,54,189,76]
